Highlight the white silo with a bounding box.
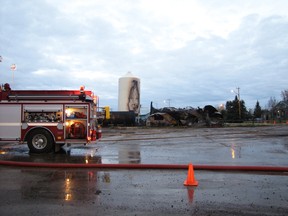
[118,72,140,115]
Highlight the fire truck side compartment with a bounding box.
[0,104,21,140]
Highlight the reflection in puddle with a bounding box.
[187,187,195,203]
[21,169,106,202]
[65,193,72,201]
[0,145,102,164]
[0,143,121,165]
[65,173,73,201]
[118,145,141,164]
[102,172,111,183]
[231,148,235,159]
[230,143,241,159]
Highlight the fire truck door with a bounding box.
[0,105,21,140]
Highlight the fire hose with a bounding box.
[0,160,287,172]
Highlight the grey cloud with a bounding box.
[1,1,288,111]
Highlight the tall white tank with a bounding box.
[118,72,140,115]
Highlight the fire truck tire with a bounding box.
[27,129,54,153]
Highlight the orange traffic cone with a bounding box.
[183,163,198,186]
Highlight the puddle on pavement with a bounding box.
[0,142,142,164]
[20,168,112,202]
[0,143,102,164]
[0,125,287,165]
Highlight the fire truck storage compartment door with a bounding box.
[0,104,21,139]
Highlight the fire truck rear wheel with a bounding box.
[27,129,54,153]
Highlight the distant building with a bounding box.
[272,101,288,122]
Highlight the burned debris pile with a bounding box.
[146,102,223,127]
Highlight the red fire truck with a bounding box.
[0,83,101,153]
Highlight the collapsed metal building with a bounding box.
[146,102,223,127]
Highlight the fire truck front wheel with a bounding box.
[27,129,54,153]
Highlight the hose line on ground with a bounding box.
[0,160,288,172]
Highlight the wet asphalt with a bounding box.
[0,125,288,215]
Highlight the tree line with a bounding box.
[221,89,288,122]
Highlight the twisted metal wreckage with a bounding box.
[146,102,223,127]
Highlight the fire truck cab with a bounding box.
[0,84,101,153]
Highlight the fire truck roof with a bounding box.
[0,85,95,102]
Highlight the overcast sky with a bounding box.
[0,0,287,113]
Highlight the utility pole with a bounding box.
[165,99,171,107]
[236,87,241,119]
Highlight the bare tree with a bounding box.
[281,89,288,101]
[267,96,277,111]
